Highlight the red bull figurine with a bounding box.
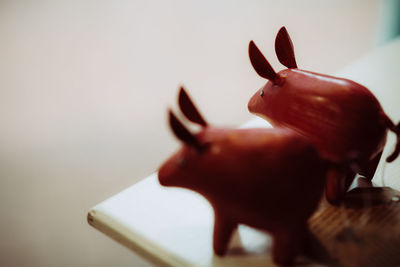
[248,27,400,203]
[159,87,331,265]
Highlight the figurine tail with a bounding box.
[385,115,400,163]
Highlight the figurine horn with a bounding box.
[168,110,205,152]
[275,26,298,69]
[178,86,208,127]
[249,40,282,85]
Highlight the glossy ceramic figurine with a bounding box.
[248,27,400,203]
[158,87,330,266]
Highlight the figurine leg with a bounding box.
[272,225,307,266]
[325,168,346,205]
[325,167,357,204]
[359,151,383,181]
[213,213,236,256]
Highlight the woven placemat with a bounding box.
[306,186,400,267]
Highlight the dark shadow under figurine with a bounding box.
[344,176,400,208]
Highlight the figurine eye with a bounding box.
[178,158,187,168]
[260,90,264,97]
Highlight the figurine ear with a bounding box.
[249,41,282,85]
[275,26,298,69]
[169,110,205,152]
[178,86,208,127]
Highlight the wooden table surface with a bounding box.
[88,38,400,266]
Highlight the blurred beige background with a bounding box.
[0,0,393,266]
